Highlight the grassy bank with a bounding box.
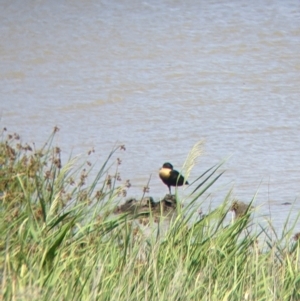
[0,128,299,301]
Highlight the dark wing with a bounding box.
[169,170,188,186]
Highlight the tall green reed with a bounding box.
[1,130,299,300]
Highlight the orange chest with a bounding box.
[159,168,171,180]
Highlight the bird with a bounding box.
[159,162,189,194]
[230,200,253,219]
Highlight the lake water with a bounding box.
[1,0,300,234]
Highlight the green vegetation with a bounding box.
[0,128,299,301]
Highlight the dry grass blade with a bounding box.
[182,140,204,182]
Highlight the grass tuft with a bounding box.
[0,129,299,300]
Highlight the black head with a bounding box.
[162,162,173,170]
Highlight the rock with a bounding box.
[114,194,178,217]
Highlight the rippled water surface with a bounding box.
[1,0,300,231]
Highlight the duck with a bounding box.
[230,200,253,219]
[159,162,188,194]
